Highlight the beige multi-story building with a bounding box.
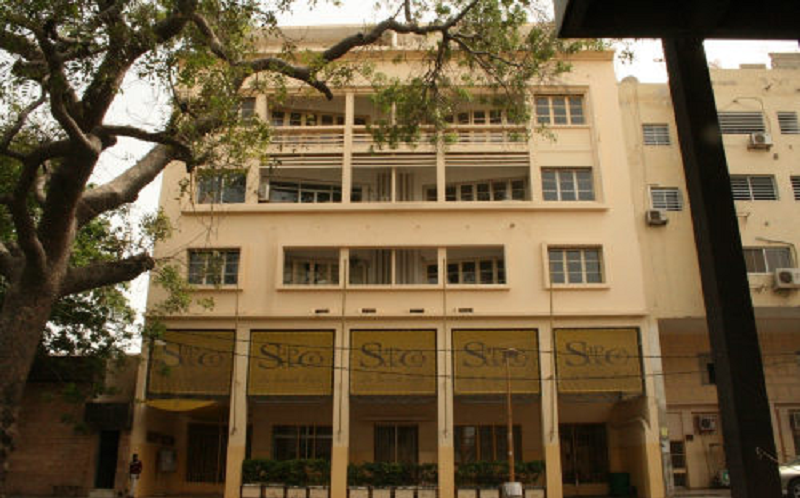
[129,25,800,498]
[620,53,800,491]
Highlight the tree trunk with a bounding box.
[0,277,60,497]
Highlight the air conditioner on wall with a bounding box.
[697,414,717,433]
[645,209,668,226]
[774,268,800,290]
[748,131,773,150]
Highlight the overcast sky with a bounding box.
[104,1,800,329]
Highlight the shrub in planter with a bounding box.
[242,458,331,486]
[347,462,438,487]
[455,461,545,487]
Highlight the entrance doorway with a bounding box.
[560,424,609,494]
[186,423,228,483]
[94,430,120,489]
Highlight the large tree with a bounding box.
[0,0,596,487]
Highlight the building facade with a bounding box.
[130,26,800,498]
[620,53,800,491]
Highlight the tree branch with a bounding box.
[191,13,229,61]
[0,27,43,61]
[94,125,191,157]
[59,253,155,297]
[0,242,18,280]
[78,144,176,226]
[10,160,48,274]
[0,93,46,155]
[241,57,333,99]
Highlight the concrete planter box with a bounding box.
[371,488,392,498]
[242,484,263,498]
[479,489,499,498]
[286,487,307,498]
[308,486,329,498]
[264,485,285,498]
[394,487,416,498]
[523,489,544,498]
[457,489,478,498]
[417,487,437,498]
[348,487,369,498]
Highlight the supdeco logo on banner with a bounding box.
[350,330,436,395]
[453,329,540,395]
[248,331,334,396]
[555,328,643,394]
[148,330,234,396]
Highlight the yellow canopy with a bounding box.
[146,399,217,412]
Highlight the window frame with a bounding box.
[441,177,529,202]
[535,95,586,126]
[642,123,671,146]
[443,257,506,285]
[195,169,246,204]
[742,246,795,274]
[777,111,800,135]
[717,111,766,135]
[730,175,778,201]
[454,424,522,465]
[374,424,419,464]
[187,249,241,286]
[791,176,800,201]
[541,168,595,201]
[650,186,684,211]
[546,245,605,287]
[271,425,333,461]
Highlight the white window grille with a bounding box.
[195,169,246,204]
[643,124,671,145]
[743,247,794,273]
[730,175,777,200]
[650,187,683,211]
[778,111,800,134]
[792,176,800,201]
[717,111,766,134]
[188,249,240,285]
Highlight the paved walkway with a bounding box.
[672,489,731,498]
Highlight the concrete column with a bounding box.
[437,324,455,498]
[129,344,151,498]
[538,325,562,498]
[331,325,351,498]
[436,136,446,202]
[224,326,251,498]
[639,318,666,498]
[342,92,354,204]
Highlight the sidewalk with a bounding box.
[672,489,731,498]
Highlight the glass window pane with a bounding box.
[460,184,474,201]
[492,182,508,200]
[374,426,395,463]
[496,259,506,284]
[535,98,550,124]
[477,183,491,201]
[479,427,494,461]
[569,97,585,124]
[479,260,494,284]
[447,263,460,284]
[511,180,526,200]
[552,97,567,125]
[462,262,476,284]
[566,250,583,283]
[559,173,576,201]
[396,426,418,464]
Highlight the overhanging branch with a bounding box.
[60,253,155,297]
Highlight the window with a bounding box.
[792,176,800,201]
[778,111,800,134]
[442,178,528,202]
[240,97,256,120]
[270,109,346,127]
[267,181,342,203]
[283,249,340,285]
[670,441,687,488]
[542,168,595,201]
[455,425,522,464]
[718,111,766,134]
[445,247,506,285]
[272,425,332,460]
[375,425,418,464]
[743,247,794,273]
[188,250,240,285]
[549,247,603,284]
[349,248,438,285]
[643,124,671,145]
[650,187,683,211]
[791,410,800,457]
[698,354,716,385]
[535,95,585,125]
[196,169,246,204]
[730,175,777,200]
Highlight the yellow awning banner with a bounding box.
[147,330,234,397]
[351,330,436,395]
[453,329,540,395]
[146,399,217,412]
[248,331,334,396]
[556,328,643,394]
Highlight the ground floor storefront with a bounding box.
[659,315,800,492]
[130,317,666,498]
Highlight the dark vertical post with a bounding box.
[662,38,781,498]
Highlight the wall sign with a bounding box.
[148,330,234,396]
[555,328,643,394]
[248,331,334,396]
[453,329,540,395]
[350,330,436,395]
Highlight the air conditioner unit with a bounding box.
[774,268,800,290]
[697,414,717,433]
[646,209,668,226]
[748,131,773,150]
[258,182,270,202]
[791,412,800,430]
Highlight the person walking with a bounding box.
[128,454,143,498]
